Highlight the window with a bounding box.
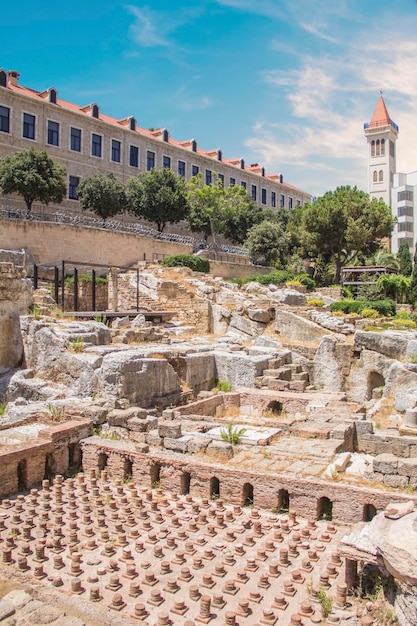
[376,139,381,156]
[398,206,413,217]
[111,139,121,163]
[217,173,224,186]
[373,171,378,183]
[70,127,81,152]
[271,191,276,208]
[289,197,293,209]
[230,177,236,186]
[280,194,285,208]
[381,139,385,156]
[129,145,139,168]
[0,71,6,88]
[178,160,186,177]
[0,105,10,133]
[23,113,35,140]
[398,190,414,202]
[296,200,301,207]
[68,176,80,200]
[251,185,257,201]
[379,170,383,182]
[398,222,413,232]
[92,104,99,118]
[163,155,171,169]
[241,181,247,190]
[146,150,155,171]
[261,188,267,205]
[49,89,57,104]
[205,169,212,185]
[192,164,199,176]
[91,133,102,158]
[371,140,375,157]
[47,120,59,146]
[129,117,136,131]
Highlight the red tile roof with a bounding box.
[369,96,392,128]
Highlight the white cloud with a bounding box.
[127,6,171,47]
[299,23,339,44]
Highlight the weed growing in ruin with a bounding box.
[123,473,133,484]
[0,401,7,416]
[94,314,107,324]
[317,589,332,618]
[220,421,247,445]
[216,380,232,393]
[409,354,417,364]
[30,304,42,320]
[152,481,161,489]
[47,403,66,422]
[70,337,85,352]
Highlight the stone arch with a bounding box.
[17,459,27,491]
[317,496,333,521]
[266,400,283,416]
[123,457,133,481]
[44,453,56,481]
[242,482,254,507]
[278,488,290,513]
[367,371,385,401]
[363,503,377,522]
[210,476,220,499]
[97,452,108,472]
[150,463,161,487]
[181,472,191,495]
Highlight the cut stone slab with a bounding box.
[207,425,281,446]
[384,500,415,520]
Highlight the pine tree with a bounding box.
[397,241,413,276]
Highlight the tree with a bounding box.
[0,148,66,213]
[245,220,290,267]
[300,186,395,284]
[186,174,243,248]
[128,168,189,232]
[410,243,417,304]
[397,241,413,277]
[219,187,262,245]
[77,173,127,222]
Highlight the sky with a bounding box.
[2,0,417,197]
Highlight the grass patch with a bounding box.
[69,337,85,352]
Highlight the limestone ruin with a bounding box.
[0,249,416,625]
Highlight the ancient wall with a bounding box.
[0,219,192,267]
[81,438,417,526]
[0,249,33,370]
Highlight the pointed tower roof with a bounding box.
[366,95,398,131]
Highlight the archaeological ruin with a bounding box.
[0,247,416,625]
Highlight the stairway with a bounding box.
[255,352,311,392]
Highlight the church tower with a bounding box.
[364,95,398,207]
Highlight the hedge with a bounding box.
[161,254,210,273]
[330,299,396,317]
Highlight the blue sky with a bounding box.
[3,0,417,196]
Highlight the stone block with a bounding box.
[127,417,149,433]
[398,458,417,478]
[206,441,234,461]
[247,308,272,323]
[373,453,399,474]
[164,436,190,453]
[188,436,211,454]
[0,600,15,621]
[383,474,409,488]
[355,420,374,436]
[107,409,130,427]
[146,430,163,447]
[158,420,182,439]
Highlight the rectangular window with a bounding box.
[68,176,80,200]
[280,194,285,208]
[129,145,139,168]
[47,120,59,146]
[23,113,35,140]
[398,206,413,218]
[70,127,81,152]
[111,139,121,163]
[178,160,186,177]
[296,200,301,207]
[205,169,212,185]
[289,197,293,209]
[397,222,413,232]
[241,181,247,189]
[192,164,199,177]
[0,105,10,133]
[91,133,102,158]
[261,188,267,205]
[251,184,257,201]
[217,173,224,186]
[230,177,236,186]
[398,190,414,202]
[271,191,276,208]
[163,155,171,169]
[147,150,155,171]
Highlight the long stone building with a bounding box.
[0,68,311,215]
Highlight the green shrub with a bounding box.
[161,254,210,273]
[286,279,302,287]
[331,310,344,317]
[216,380,232,392]
[298,274,315,291]
[220,422,247,444]
[330,299,363,314]
[361,308,380,319]
[307,297,325,308]
[392,318,417,329]
[65,273,107,287]
[330,299,396,317]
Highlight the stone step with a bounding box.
[289,364,302,374]
[289,380,308,392]
[268,354,292,368]
[292,372,309,382]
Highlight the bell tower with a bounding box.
[364,95,398,207]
